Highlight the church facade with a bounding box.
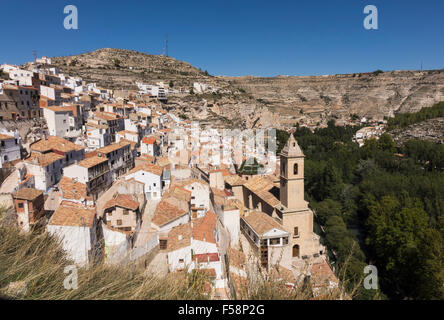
[239,135,324,270]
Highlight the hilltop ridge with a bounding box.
[46,48,444,128]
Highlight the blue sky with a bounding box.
[1,0,443,76]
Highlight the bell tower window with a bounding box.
[293,163,298,175]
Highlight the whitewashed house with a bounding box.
[24,152,65,191]
[63,156,112,200]
[0,130,21,167]
[47,201,98,266]
[116,130,139,144]
[43,105,82,138]
[140,136,159,156]
[176,179,210,219]
[125,163,163,200]
[167,212,224,289]
[86,123,112,149]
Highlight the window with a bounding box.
[293,163,298,175]
[270,238,280,245]
[117,220,122,226]
[123,209,129,215]
[18,203,24,208]
[179,259,184,263]
[293,227,299,238]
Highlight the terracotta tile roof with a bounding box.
[156,156,171,168]
[93,111,120,121]
[77,156,108,169]
[60,177,92,201]
[0,133,14,141]
[192,211,217,243]
[242,210,289,236]
[117,130,138,136]
[211,187,232,198]
[128,163,163,176]
[97,141,131,154]
[142,136,157,144]
[193,253,219,263]
[167,223,192,252]
[136,154,155,164]
[244,175,280,207]
[174,178,209,188]
[49,201,96,227]
[25,152,64,167]
[31,136,84,153]
[119,138,137,150]
[86,122,109,130]
[224,174,247,186]
[45,105,79,117]
[104,194,139,211]
[310,261,339,288]
[152,200,187,227]
[13,188,43,201]
[163,185,192,202]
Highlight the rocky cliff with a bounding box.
[45,49,444,129]
[226,69,444,125]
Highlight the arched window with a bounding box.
[293,163,298,175]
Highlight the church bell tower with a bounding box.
[279,134,306,210]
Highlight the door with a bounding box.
[292,245,300,258]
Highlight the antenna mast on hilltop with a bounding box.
[165,34,169,57]
[33,50,37,62]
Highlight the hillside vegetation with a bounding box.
[277,115,444,300]
[387,101,444,130]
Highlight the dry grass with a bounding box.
[0,224,210,300]
[0,209,362,301]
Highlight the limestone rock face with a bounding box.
[390,117,444,146]
[47,49,444,129]
[226,70,444,125]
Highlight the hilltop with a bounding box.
[49,48,215,90]
[44,49,444,129]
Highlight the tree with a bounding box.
[169,80,174,88]
[377,134,396,153]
